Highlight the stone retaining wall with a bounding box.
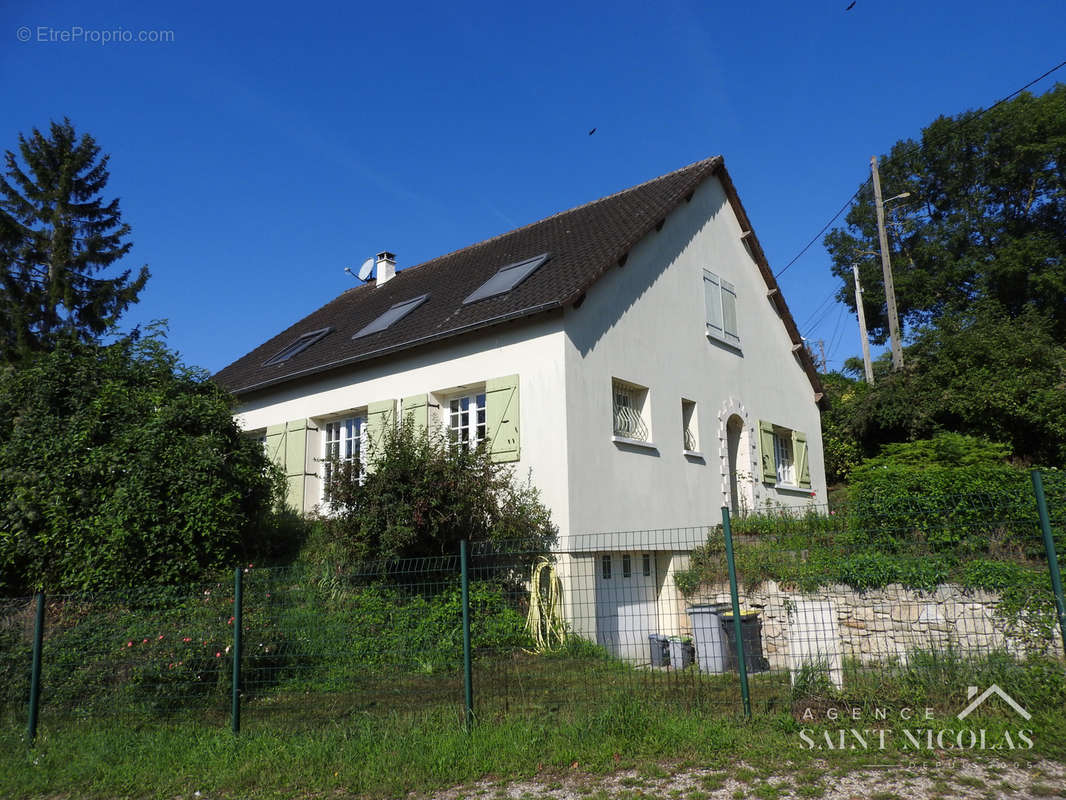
[687,581,1062,681]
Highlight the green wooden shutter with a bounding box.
[758,420,777,484]
[793,430,811,489]
[265,420,309,511]
[486,374,520,463]
[402,393,429,436]
[366,399,396,465]
[285,419,310,511]
[265,424,286,467]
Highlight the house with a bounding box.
[214,156,827,659]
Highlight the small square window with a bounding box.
[612,379,650,441]
[601,555,612,580]
[681,399,699,452]
[622,554,632,578]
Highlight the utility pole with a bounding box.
[852,264,874,384]
[870,156,904,370]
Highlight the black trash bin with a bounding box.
[648,634,670,667]
[721,611,770,673]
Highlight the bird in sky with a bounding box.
[846,1,856,9]
[588,127,597,135]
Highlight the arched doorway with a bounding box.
[726,414,746,514]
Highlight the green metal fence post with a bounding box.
[27,592,45,743]
[1032,470,1066,657]
[231,567,243,734]
[460,539,474,732]
[721,507,751,719]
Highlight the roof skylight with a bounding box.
[463,253,550,305]
[262,327,333,366]
[352,294,430,339]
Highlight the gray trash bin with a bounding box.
[648,634,670,667]
[668,637,694,669]
[687,604,728,674]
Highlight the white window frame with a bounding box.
[773,428,796,487]
[322,415,367,500]
[703,269,740,347]
[446,391,487,451]
[612,378,653,446]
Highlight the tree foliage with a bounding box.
[0,119,148,363]
[817,371,866,484]
[824,305,1066,468]
[0,329,283,595]
[322,421,557,563]
[825,83,1066,343]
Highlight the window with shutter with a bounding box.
[758,419,812,489]
[703,269,740,347]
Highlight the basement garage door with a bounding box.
[594,551,658,662]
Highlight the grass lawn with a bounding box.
[3,654,1065,799]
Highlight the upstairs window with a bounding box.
[703,270,739,347]
[352,294,429,339]
[463,253,550,304]
[612,379,650,442]
[448,392,486,451]
[262,327,332,366]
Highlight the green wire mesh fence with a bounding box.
[2,480,1064,736]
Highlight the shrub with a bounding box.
[0,330,285,595]
[845,462,1064,557]
[321,419,556,565]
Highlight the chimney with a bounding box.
[375,251,396,285]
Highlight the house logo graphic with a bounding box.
[957,685,1031,721]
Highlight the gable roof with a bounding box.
[214,157,824,403]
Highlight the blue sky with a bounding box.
[3,0,1064,374]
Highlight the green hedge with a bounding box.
[845,464,1065,556]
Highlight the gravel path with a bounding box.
[431,759,1066,800]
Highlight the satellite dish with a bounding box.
[357,257,375,281]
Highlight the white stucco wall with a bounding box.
[232,174,825,558]
[561,175,826,542]
[233,315,572,532]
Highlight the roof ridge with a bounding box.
[387,156,722,283]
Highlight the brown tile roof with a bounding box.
[214,157,824,402]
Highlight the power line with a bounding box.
[773,57,1066,280]
[798,287,839,333]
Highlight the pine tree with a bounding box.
[0,119,149,363]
